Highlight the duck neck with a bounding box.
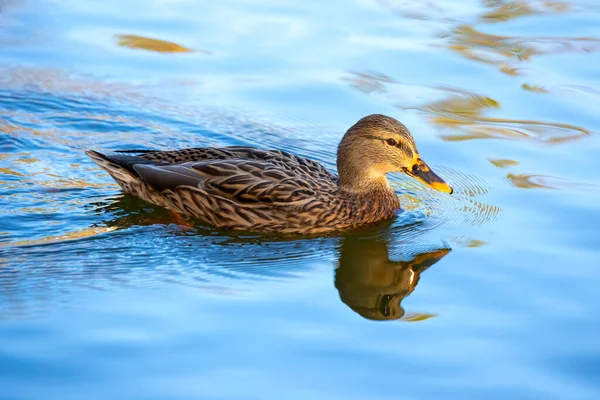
[337,153,393,195]
[337,154,400,219]
[338,170,392,195]
[337,170,401,223]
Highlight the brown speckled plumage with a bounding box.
[86,114,452,234]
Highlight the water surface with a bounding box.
[1,0,600,399]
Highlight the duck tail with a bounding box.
[85,149,145,185]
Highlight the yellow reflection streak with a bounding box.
[507,173,600,191]
[0,226,116,249]
[480,0,571,23]
[441,25,599,75]
[489,158,520,168]
[116,34,196,54]
[421,88,592,144]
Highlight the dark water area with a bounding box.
[1,0,600,399]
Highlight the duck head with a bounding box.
[337,114,453,194]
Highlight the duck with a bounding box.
[86,114,452,234]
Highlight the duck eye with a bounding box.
[386,138,397,146]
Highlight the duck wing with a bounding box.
[135,158,339,230]
[133,158,327,206]
[124,146,339,183]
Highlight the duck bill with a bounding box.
[406,159,453,194]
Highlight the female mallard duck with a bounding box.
[86,114,452,234]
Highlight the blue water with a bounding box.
[1,0,600,398]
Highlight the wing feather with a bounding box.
[133,158,321,207]
[136,146,338,183]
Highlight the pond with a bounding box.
[1,0,600,398]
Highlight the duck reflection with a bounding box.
[336,235,450,321]
[92,196,451,321]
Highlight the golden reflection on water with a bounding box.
[480,0,571,22]
[521,83,548,93]
[507,173,555,189]
[381,0,573,23]
[434,116,590,144]
[451,237,487,248]
[0,226,116,248]
[506,173,600,191]
[335,235,449,321]
[0,167,24,177]
[116,34,199,54]
[489,158,520,168]
[425,87,500,118]
[420,87,591,144]
[442,25,599,75]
